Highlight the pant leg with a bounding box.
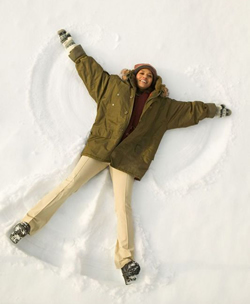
[22,156,109,235]
[109,166,135,269]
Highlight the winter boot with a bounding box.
[121,260,141,285]
[57,29,77,54]
[10,222,30,244]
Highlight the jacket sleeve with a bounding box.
[68,45,111,104]
[166,99,217,130]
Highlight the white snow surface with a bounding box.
[1,0,250,303]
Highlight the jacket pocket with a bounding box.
[135,141,154,164]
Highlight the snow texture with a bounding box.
[0,0,250,303]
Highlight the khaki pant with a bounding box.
[22,156,135,269]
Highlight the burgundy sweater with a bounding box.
[120,90,150,142]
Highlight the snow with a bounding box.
[1,0,250,303]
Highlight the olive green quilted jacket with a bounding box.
[69,45,217,180]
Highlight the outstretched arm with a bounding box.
[57,29,111,104]
[166,99,231,130]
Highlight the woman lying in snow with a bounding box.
[10,29,232,285]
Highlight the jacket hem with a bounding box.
[81,152,110,163]
[110,163,142,181]
[81,152,142,180]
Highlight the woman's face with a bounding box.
[136,69,153,90]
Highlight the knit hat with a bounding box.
[133,63,158,85]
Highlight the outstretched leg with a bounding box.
[109,166,135,267]
[11,156,109,240]
[109,166,141,284]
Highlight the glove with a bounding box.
[215,104,232,117]
[57,29,77,53]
